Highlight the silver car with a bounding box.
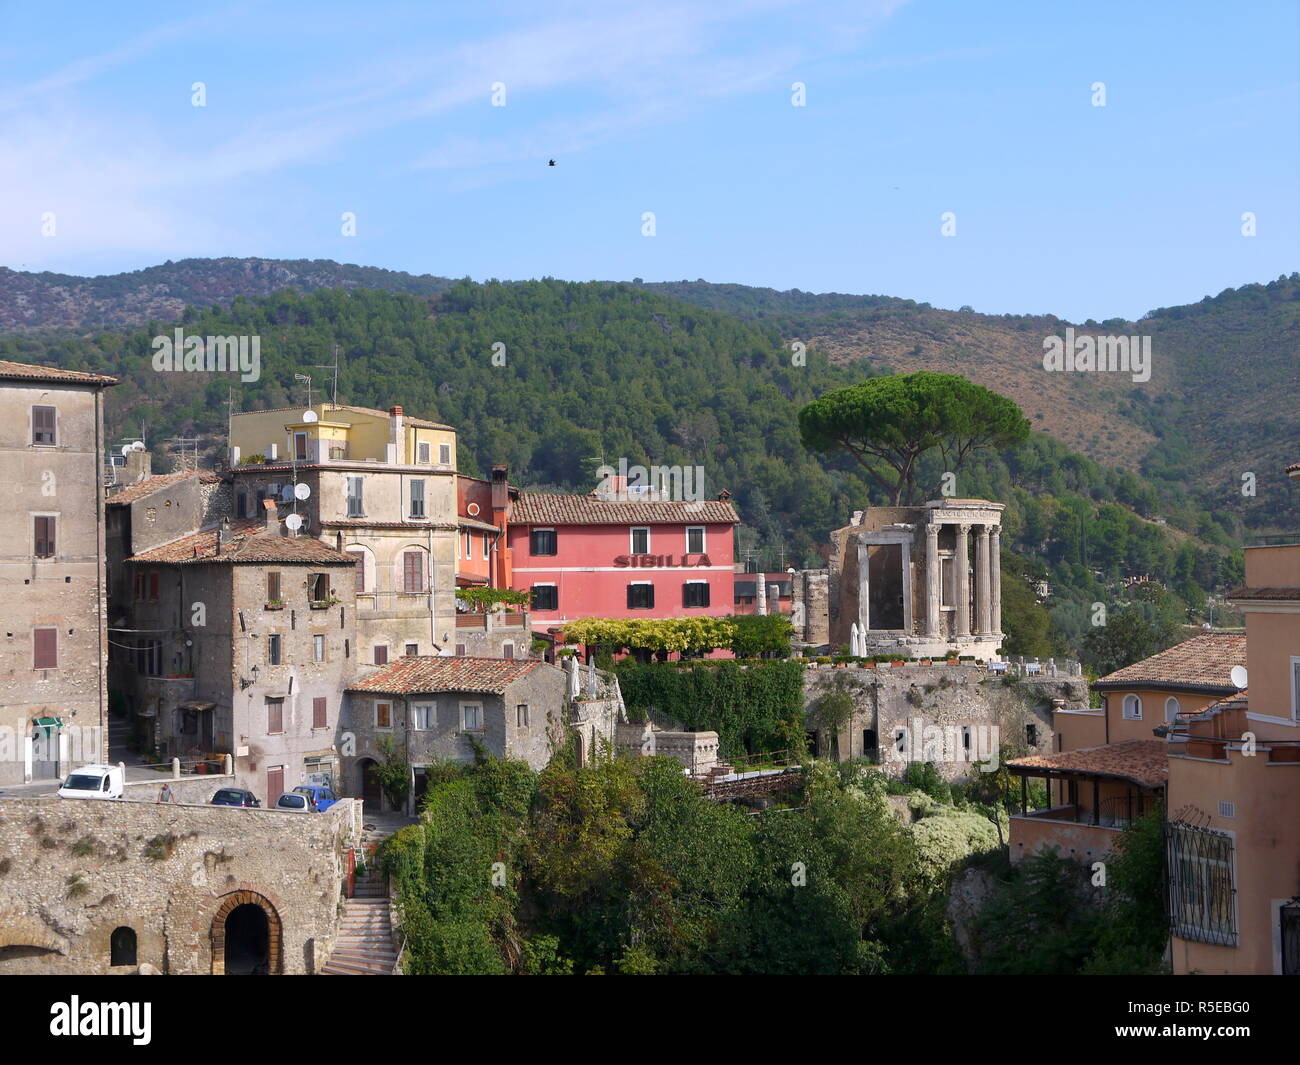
[274,791,315,812]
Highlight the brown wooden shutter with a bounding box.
[34,628,57,668]
[267,698,283,734]
[33,516,55,558]
[267,766,284,805]
[403,551,423,592]
[32,405,56,444]
[374,644,388,665]
[313,697,327,729]
[347,550,365,591]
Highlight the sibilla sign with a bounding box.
[613,554,713,568]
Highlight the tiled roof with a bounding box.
[511,492,740,526]
[1093,633,1246,693]
[346,656,544,695]
[1228,586,1300,601]
[1178,692,1248,720]
[127,520,358,565]
[236,404,453,430]
[1007,739,1168,790]
[319,519,459,531]
[106,471,198,506]
[0,360,117,386]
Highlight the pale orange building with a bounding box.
[1163,468,1300,974]
[1006,633,1247,866]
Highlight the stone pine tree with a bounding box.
[797,372,1030,506]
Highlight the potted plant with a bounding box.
[265,599,285,611]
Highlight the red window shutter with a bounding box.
[347,550,365,592]
[34,516,55,558]
[34,628,57,669]
[313,697,327,729]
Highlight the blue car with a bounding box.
[291,783,338,811]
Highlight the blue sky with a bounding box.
[1,0,1296,320]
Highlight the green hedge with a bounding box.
[614,659,806,758]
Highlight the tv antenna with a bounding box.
[312,344,341,409]
[293,372,314,410]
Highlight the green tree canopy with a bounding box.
[798,371,1030,505]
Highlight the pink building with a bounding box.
[507,490,740,633]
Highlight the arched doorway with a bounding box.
[209,891,283,974]
[359,757,383,810]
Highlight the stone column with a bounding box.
[925,524,941,636]
[975,525,991,635]
[990,525,1002,638]
[954,523,971,638]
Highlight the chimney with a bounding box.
[125,448,152,484]
[390,405,405,463]
[491,465,509,510]
[262,497,279,533]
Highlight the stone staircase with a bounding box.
[320,865,398,975]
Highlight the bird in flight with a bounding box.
[548,159,556,166]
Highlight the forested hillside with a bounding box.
[0,278,1246,664]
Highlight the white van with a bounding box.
[58,764,125,800]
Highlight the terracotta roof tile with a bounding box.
[106,470,198,506]
[0,360,117,386]
[511,492,739,526]
[1228,586,1300,601]
[1007,739,1168,790]
[127,519,357,565]
[1094,633,1246,693]
[346,656,544,695]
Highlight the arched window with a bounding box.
[110,926,137,966]
[1122,694,1142,721]
[1165,696,1180,722]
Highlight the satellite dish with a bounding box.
[132,441,146,452]
[302,411,318,423]
[1230,665,1248,690]
[120,444,133,457]
[294,482,311,501]
[285,513,303,532]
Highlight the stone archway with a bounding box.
[209,890,283,975]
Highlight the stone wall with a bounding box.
[0,796,358,974]
[803,664,1087,782]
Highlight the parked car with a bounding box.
[292,783,338,811]
[58,764,124,800]
[274,791,314,812]
[210,787,260,808]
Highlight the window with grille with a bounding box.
[683,581,710,608]
[1166,822,1237,946]
[405,643,418,656]
[33,515,56,558]
[627,583,654,609]
[402,551,425,593]
[530,529,557,556]
[32,405,57,445]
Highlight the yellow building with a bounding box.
[229,403,459,665]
